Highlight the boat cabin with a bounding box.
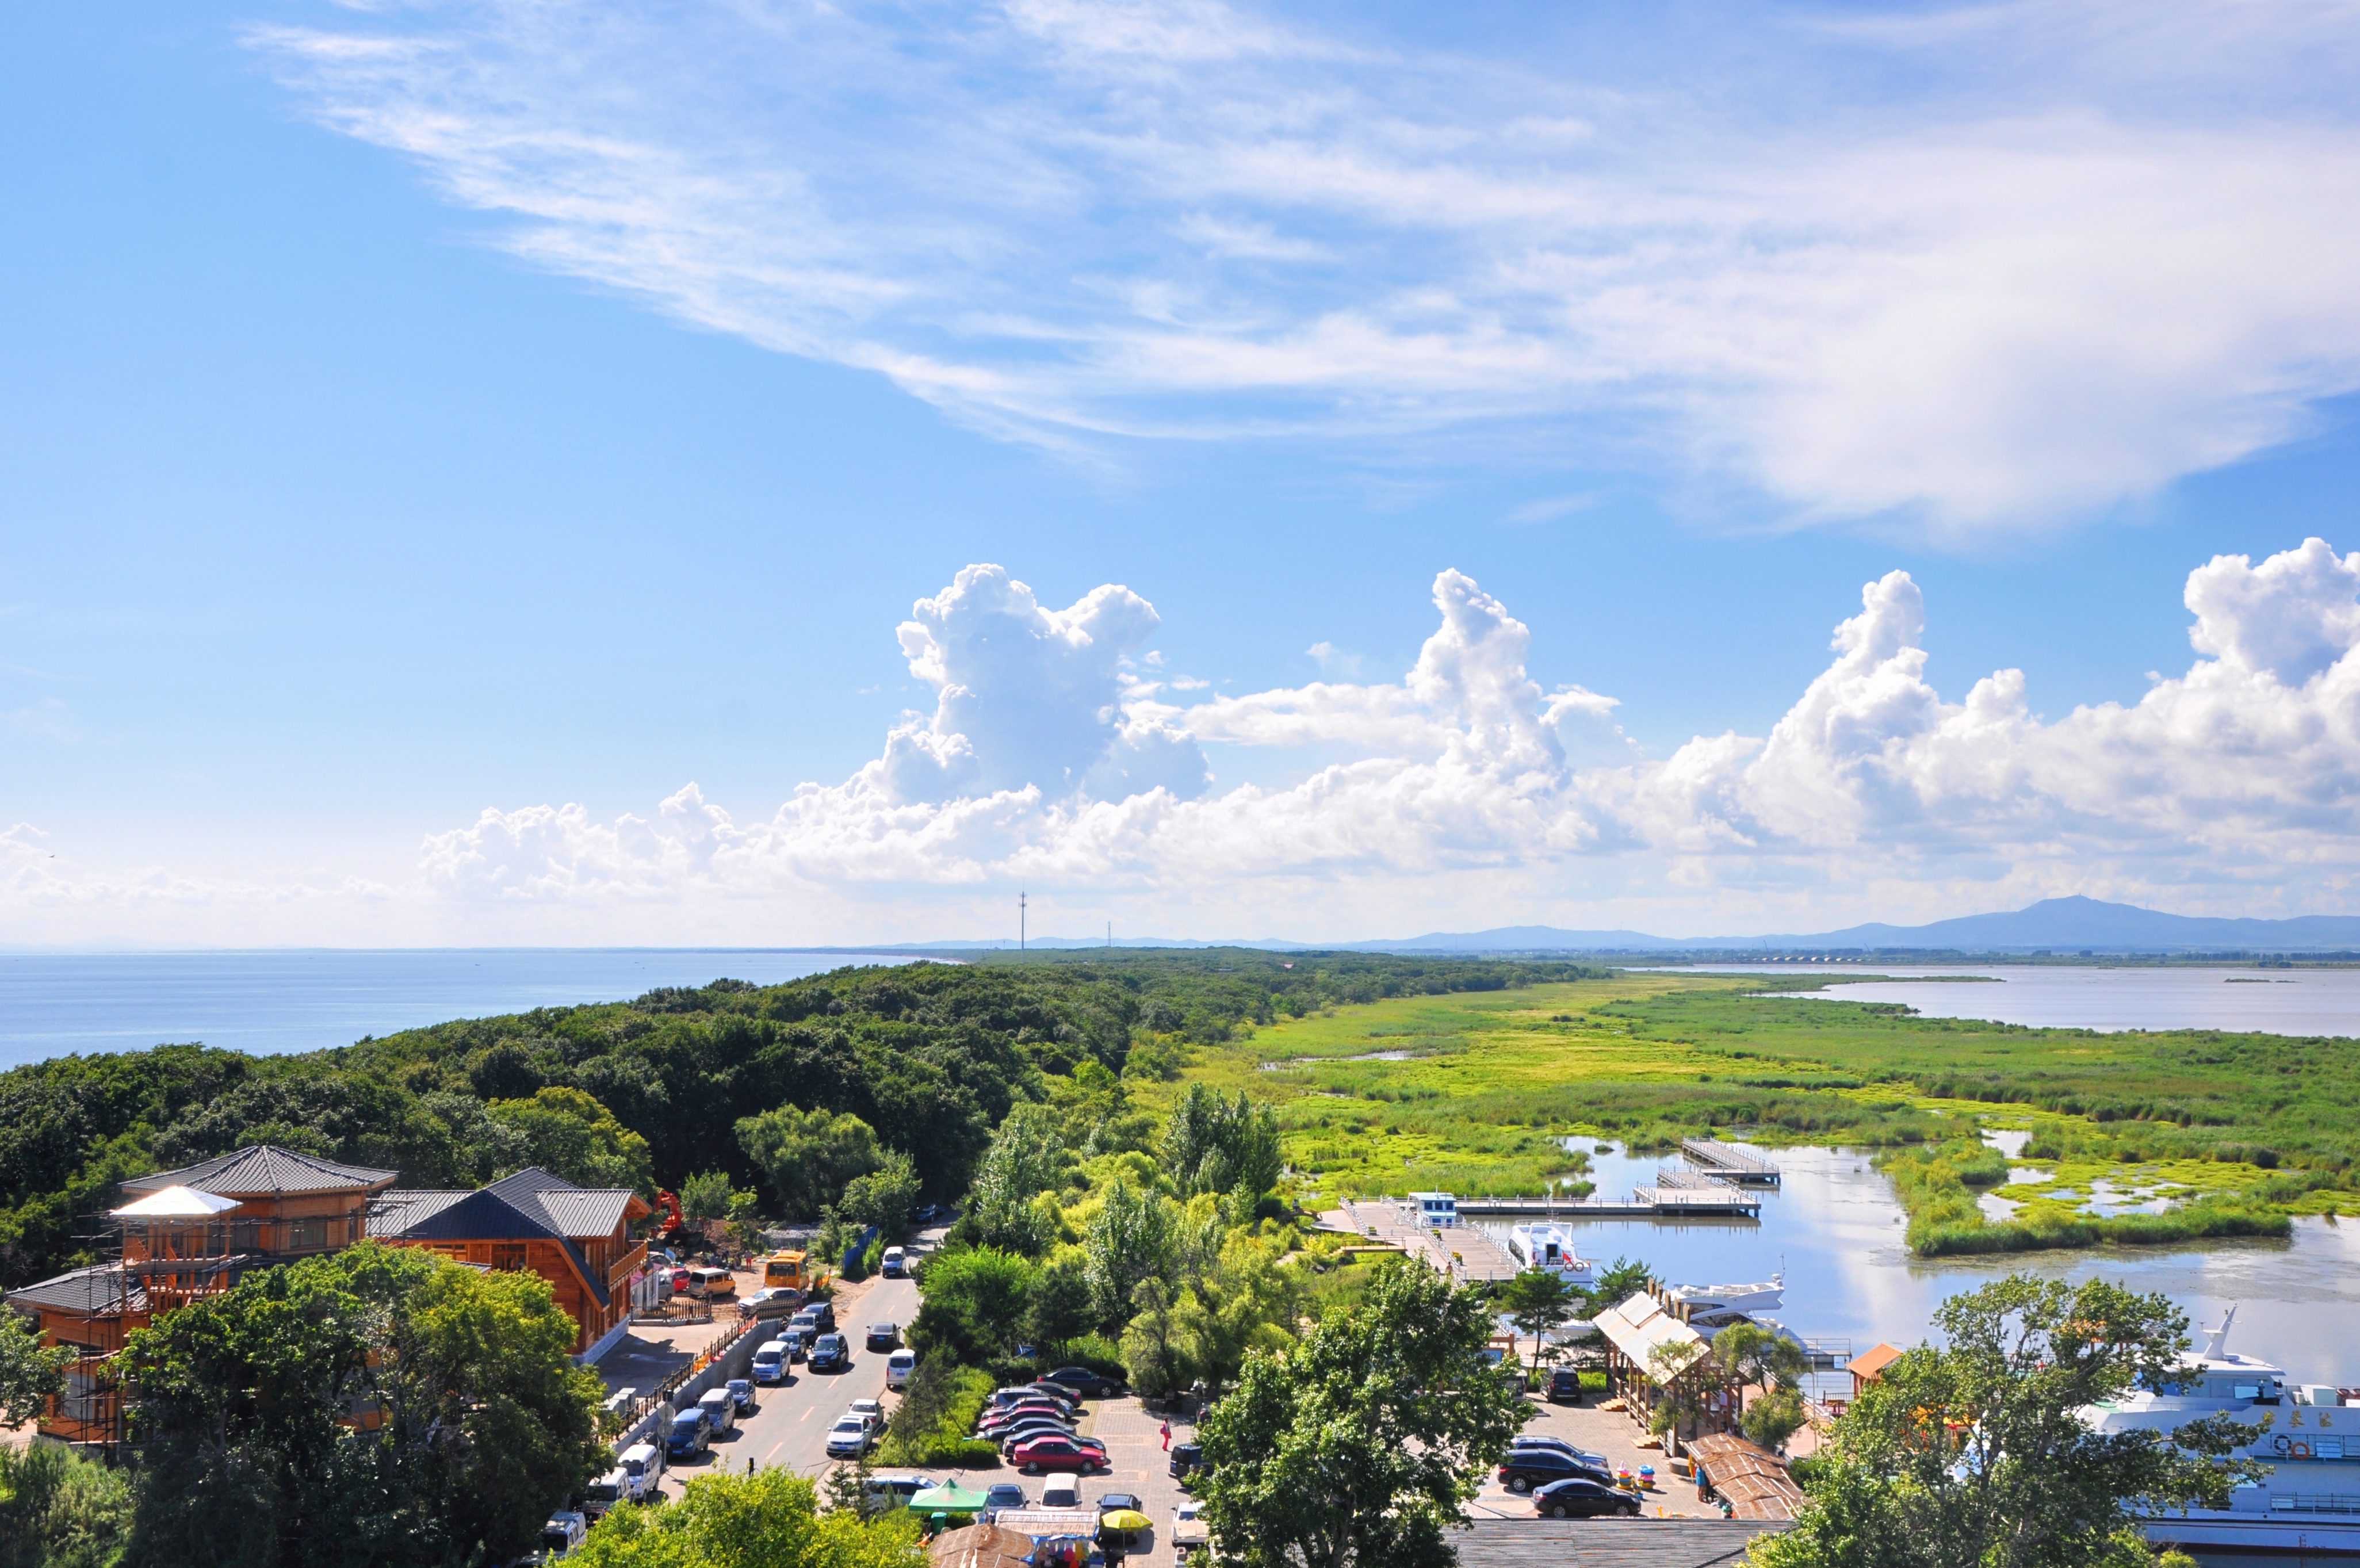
[1408,1192,1459,1228]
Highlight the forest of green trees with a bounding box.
[0,949,1593,1288]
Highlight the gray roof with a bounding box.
[123,1146,399,1198]
[1456,1518,1790,1568]
[366,1169,639,1309]
[6,1265,147,1320]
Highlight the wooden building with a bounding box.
[6,1145,399,1445]
[370,1167,651,1360]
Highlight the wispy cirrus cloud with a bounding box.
[247,0,2360,532]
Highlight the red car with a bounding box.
[666,1267,691,1294]
[1010,1434,1109,1475]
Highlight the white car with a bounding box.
[848,1398,885,1432]
[826,1417,873,1458]
[1172,1500,1208,1548]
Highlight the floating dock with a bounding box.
[1680,1138,1783,1185]
[1381,1191,1763,1221]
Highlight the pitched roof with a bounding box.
[6,1264,147,1320]
[1456,1517,1789,1568]
[370,1190,471,1235]
[1686,1433,1808,1521]
[366,1169,645,1309]
[110,1185,242,1218]
[123,1146,399,1198]
[1849,1341,1906,1383]
[1594,1292,1708,1374]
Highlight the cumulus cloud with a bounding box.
[399,541,2360,927]
[245,1,2360,529]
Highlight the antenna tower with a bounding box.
[1020,890,1027,954]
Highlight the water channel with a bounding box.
[1662,963,2360,1036]
[1472,1139,2360,1384]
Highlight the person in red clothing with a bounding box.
[1160,1418,1172,1451]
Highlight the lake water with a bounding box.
[1661,964,2360,1037]
[0,949,921,1067]
[1479,1141,2360,1385]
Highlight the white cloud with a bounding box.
[245,1,2360,530]
[387,540,2360,930]
[16,544,2360,942]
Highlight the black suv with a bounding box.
[1169,1441,1203,1486]
[1498,1449,1615,1494]
[1043,1366,1124,1399]
[1547,1367,1585,1405]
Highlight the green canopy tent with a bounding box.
[909,1482,993,1519]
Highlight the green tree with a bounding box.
[124,1240,606,1568]
[0,1440,132,1568]
[1024,1254,1098,1352]
[487,1087,655,1194]
[1084,1176,1176,1332]
[1754,1275,2265,1568]
[737,1105,884,1221]
[1710,1322,1810,1452]
[838,1151,921,1239]
[1494,1268,1581,1380]
[573,1466,923,1568]
[1580,1255,1650,1314]
[1118,1279,1189,1399]
[1195,1260,1526,1568]
[679,1169,736,1224]
[962,1103,1067,1256]
[1161,1087,1281,1202]
[906,1246,1039,1366]
[0,1310,69,1428]
[1169,1233,1305,1397]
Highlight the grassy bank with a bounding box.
[1161,971,2357,1257]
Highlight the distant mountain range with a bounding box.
[873,896,2360,955]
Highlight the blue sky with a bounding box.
[6,1,2360,946]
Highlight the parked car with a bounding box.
[618,1441,664,1497]
[1172,1500,1208,1554]
[825,1416,873,1458]
[1009,1434,1108,1475]
[740,1286,801,1321]
[1497,1449,1613,1494]
[848,1398,885,1433]
[863,1474,936,1510]
[751,1340,791,1384]
[981,1402,1073,1431]
[886,1349,917,1390]
[1508,1436,1609,1470]
[540,1510,588,1558]
[697,1386,736,1438]
[993,1421,1078,1455]
[791,1301,837,1334]
[881,1246,908,1278]
[1546,1367,1586,1404]
[1532,1477,1640,1519]
[781,1328,808,1363]
[866,1322,900,1351]
[583,1467,628,1519]
[809,1333,851,1372]
[980,1482,1027,1520]
[1096,1493,1143,1515]
[1016,1380,1082,1408]
[726,1377,755,1414]
[687,1267,738,1301]
[1043,1366,1124,1399]
[665,1410,709,1460]
[912,1204,950,1227]
[1040,1479,1083,1510]
[666,1266,692,1294]
[1169,1441,1203,1486]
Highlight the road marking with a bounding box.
[801,1405,813,1420]
[767,1443,783,1462]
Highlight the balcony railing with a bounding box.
[609,1241,648,1293]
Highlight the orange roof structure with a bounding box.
[1849,1342,1906,1389]
[1687,1432,1808,1521]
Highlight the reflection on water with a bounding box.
[1495,1142,2360,1382]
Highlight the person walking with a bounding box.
[1160,1418,1172,1452]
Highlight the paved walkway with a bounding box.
[1078,1397,1195,1563]
[1324,1199,1520,1283]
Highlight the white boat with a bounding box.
[2082,1307,2360,1553]
[1665,1275,1784,1326]
[1506,1222,1594,1280]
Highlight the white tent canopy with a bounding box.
[110,1184,243,1219]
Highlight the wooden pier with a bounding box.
[1680,1138,1782,1185]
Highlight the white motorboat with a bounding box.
[2082,1307,2360,1554]
[1664,1275,1784,1327]
[1505,1222,1593,1280]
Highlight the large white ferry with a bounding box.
[2082,1308,2360,1556]
[1505,1222,1593,1280]
[1664,1275,1785,1328]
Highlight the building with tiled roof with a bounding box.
[8,1145,400,1445]
[370,1168,652,1359]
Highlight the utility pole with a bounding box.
[1106,920,1111,950]
[1020,890,1027,954]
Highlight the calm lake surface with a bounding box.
[1665,963,2360,1037]
[0,949,920,1067]
[1479,1142,2360,1385]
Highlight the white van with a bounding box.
[584,1466,628,1517]
[751,1340,791,1385]
[881,1246,908,1278]
[885,1348,916,1389]
[619,1441,664,1498]
[697,1386,736,1437]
